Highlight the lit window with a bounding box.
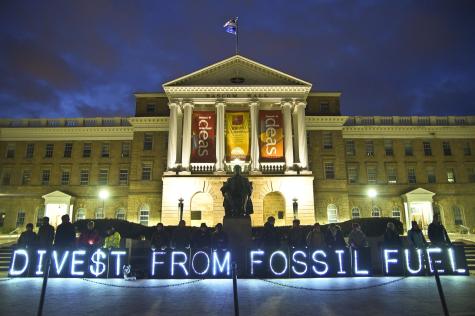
[83,143,92,158]
[387,166,397,184]
[347,166,358,184]
[45,144,54,158]
[80,169,89,185]
[371,207,381,218]
[323,132,333,149]
[423,142,432,156]
[63,143,73,158]
[144,133,153,150]
[351,207,360,219]
[345,140,355,156]
[407,167,416,184]
[365,141,374,156]
[116,208,126,220]
[95,208,104,219]
[139,206,150,226]
[101,143,110,158]
[447,168,456,183]
[25,144,35,159]
[76,208,86,221]
[327,204,338,223]
[453,207,463,225]
[324,162,335,179]
[16,210,26,227]
[442,142,451,156]
[98,169,109,185]
[41,170,50,185]
[61,170,70,185]
[142,163,152,180]
[22,170,31,185]
[427,167,436,184]
[392,207,401,219]
[367,166,377,184]
[119,169,129,185]
[6,144,15,158]
[121,142,130,158]
[384,140,393,156]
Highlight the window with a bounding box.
[76,208,86,221]
[442,142,451,156]
[404,141,413,156]
[384,140,394,156]
[83,143,92,158]
[98,169,109,185]
[447,168,456,183]
[16,210,25,227]
[365,141,374,156]
[45,144,54,158]
[387,166,397,184]
[423,142,432,156]
[121,142,130,158]
[119,169,129,185]
[101,143,110,158]
[327,204,338,224]
[116,208,126,220]
[2,170,11,185]
[95,208,104,219]
[345,140,355,156]
[146,104,156,114]
[139,206,150,226]
[323,132,333,149]
[371,207,381,218]
[468,167,475,183]
[464,142,472,156]
[143,133,153,150]
[25,144,35,159]
[351,207,360,219]
[392,207,401,219]
[191,211,202,221]
[80,169,89,185]
[142,163,152,180]
[427,167,436,184]
[347,166,358,184]
[63,143,73,158]
[41,169,50,185]
[36,207,45,227]
[6,144,15,158]
[61,170,70,185]
[367,166,377,184]
[320,102,330,114]
[324,162,335,179]
[22,170,32,185]
[407,167,416,184]
[453,207,463,225]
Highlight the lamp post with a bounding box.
[178,198,184,222]
[367,188,377,215]
[292,198,298,220]
[99,189,109,217]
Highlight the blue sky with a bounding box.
[1,0,474,118]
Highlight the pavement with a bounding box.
[0,276,475,315]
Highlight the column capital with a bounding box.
[294,100,307,109]
[182,101,194,109]
[281,100,293,108]
[249,100,260,108]
[168,101,180,109]
[215,100,226,108]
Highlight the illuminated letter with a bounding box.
[171,251,189,276]
[36,250,47,276]
[384,249,399,274]
[212,251,230,276]
[71,250,86,276]
[311,250,329,276]
[269,251,288,276]
[52,250,70,275]
[353,250,369,275]
[191,251,210,276]
[110,250,127,277]
[448,248,466,274]
[89,249,107,277]
[426,248,444,273]
[9,249,29,276]
[404,249,422,275]
[291,250,308,276]
[335,250,347,275]
[151,251,166,276]
[250,250,264,275]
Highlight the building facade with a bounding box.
[1,55,474,233]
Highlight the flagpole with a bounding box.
[236,18,239,55]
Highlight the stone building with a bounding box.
[0,55,474,233]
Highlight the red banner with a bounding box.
[259,110,284,161]
[191,111,216,163]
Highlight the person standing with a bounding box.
[288,219,305,249]
[37,217,55,248]
[428,215,451,246]
[261,216,280,250]
[54,214,76,248]
[211,223,228,250]
[407,221,428,248]
[77,221,101,248]
[383,222,402,248]
[171,220,191,250]
[348,223,368,249]
[306,223,326,249]
[103,226,121,249]
[150,223,169,250]
[192,223,212,249]
[17,223,37,248]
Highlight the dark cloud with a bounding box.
[0,0,474,118]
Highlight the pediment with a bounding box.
[163,55,311,87]
[42,190,72,199]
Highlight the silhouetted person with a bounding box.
[37,217,55,248]
[17,223,37,248]
[54,214,76,247]
[288,219,305,248]
[306,223,326,249]
[348,223,368,249]
[192,223,211,249]
[211,223,228,250]
[408,221,428,249]
[171,220,190,249]
[78,221,101,248]
[150,223,169,250]
[383,222,402,248]
[103,226,121,249]
[326,224,347,249]
[261,216,280,249]
[428,215,451,246]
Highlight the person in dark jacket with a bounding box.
[325,224,347,249]
[171,220,191,249]
[192,223,212,249]
[428,215,451,246]
[288,219,306,248]
[261,216,280,249]
[150,223,169,250]
[17,223,37,248]
[383,222,402,248]
[54,214,76,248]
[37,217,55,248]
[408,221,428,249]
[211,223,228,250]
[77,221,101,248]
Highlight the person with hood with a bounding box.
[103,226,121,249]
[78,221,101,248]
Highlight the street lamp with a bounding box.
[292,198,298,220]
[367,188,377,215]
[178,198,184,222]
[99,189,109,217]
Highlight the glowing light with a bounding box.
[36,250,47,275]
[448,248,466,274]
[9,249,29,276]
[52,250,70,275]
[291,250,308,276]
[269,251,288,276]
[404,249,422,274]
[171,251,189,276]
[212,251,231,276]
[367,189,377,198]
[110,250,127,276]
[151,251,166,276]
[89,249,107,277]
[384,249,399,274]
[353,250,369,275]
[426,248,444,273]
[99,189,110,200]
[335,250,347,275]
[311,250,329,276]
[71,250,86,276]
[191,251,210,276]
[250,250,264,275]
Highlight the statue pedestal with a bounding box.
[223,216,252,276]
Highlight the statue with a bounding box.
[221,165,253,217]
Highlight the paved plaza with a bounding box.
[0,276,475,315]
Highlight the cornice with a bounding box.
[164,85,311,95]
[0,126,134,141]
[128,117,169,131]
[342,125,475,139]
[305,116,349,130]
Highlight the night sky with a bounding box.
[1,0,474,119]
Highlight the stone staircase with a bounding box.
[463,244,475,274]
[0,246,13,276]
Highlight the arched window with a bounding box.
[351,207,360,219]
[139,205,150,226]
[76,208,86,221]
[327,204,338,223]
[453,206,463,225]
[95,208,104,219]
[16,210,25,228]
[371,207,381,218]
[116,208,126,221]
[391,207,401,219]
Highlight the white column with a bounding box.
[281,101,294,170]
[180,102,194,171]
[215,101,226,173]
[294,101,308,169]
[167,102,180,170]
[249,101,260,173]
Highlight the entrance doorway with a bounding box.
[263,192,286,226]
[190,192,214,227]
[42,191,73,227]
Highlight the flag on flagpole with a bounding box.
[223,17,238,35]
